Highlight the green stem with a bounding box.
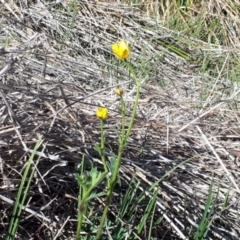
[124,60,141,140]
[95,60,141,240]
[76,183,88,240]
[100,119,108,173]
[76,200,84,240]
[95,185,113,240]
[120,97,126,142]
[112,60,141,187]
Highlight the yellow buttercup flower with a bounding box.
[96,107,108,120]
[111,40,130,59]
[115,87,123,97]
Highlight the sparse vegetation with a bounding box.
[1,0,240,239]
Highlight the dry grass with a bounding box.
[1,0,240,239]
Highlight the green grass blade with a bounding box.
[137,187,158,237]
[194,177,218,240]
[7,136,43,240]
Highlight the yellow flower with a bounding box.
[96,107,108,120]
[111,40,130,59]
[115,87,123,97]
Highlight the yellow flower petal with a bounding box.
[111,40,130,59]
[96,107,108,120]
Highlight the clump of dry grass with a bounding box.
[144,0,240,46]
[1,0,240,239]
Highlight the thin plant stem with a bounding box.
[111,60,141,186]
[76,156,85,240]
[120,96,126,142]
[76,190,85,240]
[124,60,141,139]
[100,119,108,174]
[95,60,141,240]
